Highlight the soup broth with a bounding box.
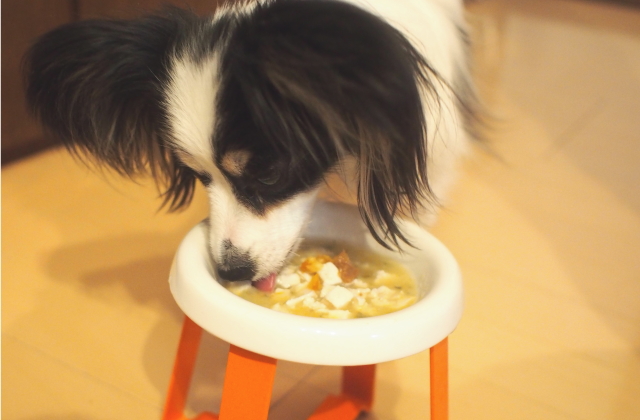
[224,241,417,319]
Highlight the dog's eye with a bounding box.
[196,172,212,186]
[257,170,280,186]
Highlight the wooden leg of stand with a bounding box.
[162,317,203,420]
[218,345,278,420]
[430,337,449,420]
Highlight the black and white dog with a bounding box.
[25,0,477,288]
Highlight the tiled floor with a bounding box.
[3,0,640,419]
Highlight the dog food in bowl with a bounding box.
[224,241,417,319]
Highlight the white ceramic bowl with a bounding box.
[169,200,463,366]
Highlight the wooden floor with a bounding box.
[3,0,640,419]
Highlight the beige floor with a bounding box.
[3,0,640,419]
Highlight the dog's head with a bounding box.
[24,0,439,283]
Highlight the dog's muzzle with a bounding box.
[217,240,256,282]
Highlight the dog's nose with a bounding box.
[217,265,256,281]
[217,240,256,282]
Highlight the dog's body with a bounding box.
[25,0,476,286]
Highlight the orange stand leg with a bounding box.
[342,364,376,411]
[430,337,449,420]
[162,316,213,420]
[162,318,278,420]
[308,364,375,420]
[218,345,278,420]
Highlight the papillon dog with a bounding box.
[24,0,477,289]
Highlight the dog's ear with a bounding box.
[23,8,207,210]
[227,0,439,248]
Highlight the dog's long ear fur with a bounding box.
[23,8,209,210]
[228,0,439,248]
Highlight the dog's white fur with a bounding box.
[164,0,470,280]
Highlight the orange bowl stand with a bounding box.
[161,316,449,420]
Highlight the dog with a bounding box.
[24,0,477,288]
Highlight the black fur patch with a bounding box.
[215,0,439,246]
[23,7,230,210]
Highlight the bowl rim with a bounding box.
[169,200,463,365]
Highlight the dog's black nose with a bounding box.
[217,240,256,282]
[217,265,256,282]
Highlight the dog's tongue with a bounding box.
[253,273,277,292]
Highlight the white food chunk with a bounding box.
[277,272,301,288]
[371,285,393,297]
[298,271,312,283]
[292,283,311,294]
[374,271,400,288]
[352,288,370,302]
[352,279,368,288]
[286,291,317,307]
[273,288,292,300]
[374,270,392,283]
[280,265,296,275]
[302,296,327,311]
[324,309,352,319]
[228,282,252,294]
[320,283,335,298]
[351,287,370,307]
[325,286,354,309]
[318,262,342,285]
[370,285,398,306]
